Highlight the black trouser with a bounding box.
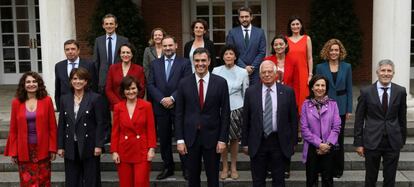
[64,143,101,187]
[305,145,334,187]
[332,114,346,175]
[364,136,400,187]
[186,131,220,187]
[98,86,111,143]
[156,114,186,170]
[251,133,288,187]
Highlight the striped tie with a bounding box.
[263,88,273,136]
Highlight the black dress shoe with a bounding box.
[156,168,174,180]
[182,169,189,180]
[333,173,343,178]
[284,172,290,179]
[267,171,272,179]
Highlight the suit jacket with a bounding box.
[93,34,129,89]
[184,37,217,71]
[110,99,157,163]
[105,63,145,110]
[300,99,341,163]
[226,26,266,82]
[55,58,97,110]
[147,56,192,116]
[5,96,57,161]
[315,61,353,115]
[353,82,407,150]
[142,46,161,80]
[57,91,108,160]
[175,74,230,149]
[241,83,298,158]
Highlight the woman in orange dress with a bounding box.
[286,16,313,141]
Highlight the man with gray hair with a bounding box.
[354,59,407,187]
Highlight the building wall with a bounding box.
[74,0,372,83]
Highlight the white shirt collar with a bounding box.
[106,33,117,39]
[164,54,176,62]
[67,57,80,64]
[241,24,252,31]
[376,81,391,89]
[262,83,277,93]
[196,71,210,84]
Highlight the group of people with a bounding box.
[3,6,407,187]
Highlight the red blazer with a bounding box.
[4,96,57,161]
[110,99,156,163]
[105,63,146,110]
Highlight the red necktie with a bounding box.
[199,79,204,109]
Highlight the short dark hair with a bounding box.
[69,67,90,92]
[117,43,137,64]
[102,13,117,24]
[270,34,289,55]
[16,71,48,102]
[64,39,80,49]
[193,47,211,60]
[307,74,330,99]
[238,7,252,16]
[162,35,177,44]
[220,45,239,63]
[119,75,141,99]
[287,15,305,36]
[191,19,209,37]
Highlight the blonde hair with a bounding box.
[319,39,347,61]
[148,27,167,46]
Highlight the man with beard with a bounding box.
[226,6,266,85]
[175,48,230,187]
[147,36,192,180]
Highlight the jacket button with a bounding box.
[86,111,89,114]
[66,135,68,138]
[64,112,67,115]
[136,135,140,139]
[84,123,87,127]
[85,134,88,138]
[125,136,128,140]
[66,124,69,127]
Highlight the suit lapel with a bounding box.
[323,63,336,90]
[190,75,202,110]
[388,83,398,113]
[203,75,214,110]
[158,57,167,82]
[335,62,345,87]
[75,92,90,124]
[168,58,179,81]
[258,84,264,130]
[370,82,384,113]
[66,94,76,124]
[276,84,282,127]
[150,47,158,59]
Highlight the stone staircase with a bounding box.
[1,119,414,186]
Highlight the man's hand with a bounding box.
[161,97,174,108]
[94,147,102,156]
[57,149,65,158]
[356,146,365,157]
[245,66,254,75]
[216,142,226,153]
[177,143,188,155]
[242,146,249,155]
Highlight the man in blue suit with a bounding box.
[226,6,266,85]
[242,60,298,187]
[147,35,192,180]
[175,48,230,187]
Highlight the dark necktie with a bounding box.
[107,36,113,65]
[263,88,273,136]
[381,87,388,113]
[166,58,173,81]
[69,62,76,75]
[199,79,204,109]
[244,29,250,47]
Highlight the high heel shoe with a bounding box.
[220,170,229,180]
[230,170,239,179]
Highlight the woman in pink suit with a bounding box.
[4,71,57,187]
[300,75,341,187]
[111,75,157,187]
[106,43,145,110]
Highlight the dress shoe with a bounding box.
[182,169,189,180]
[156,168,174,180]
[284,171,290,179]
[333,173,343,178]
[267,171,272,179]
[230,170,239,180]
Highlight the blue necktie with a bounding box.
[263,88,273,136]
[166,58,173,81]
[107,36,113,65]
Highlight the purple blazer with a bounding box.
[300,99,341,163]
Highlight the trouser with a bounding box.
[305,145,334,187]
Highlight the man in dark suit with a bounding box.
[175,48,230,187]
[226,6,266,85]
[354,59,407,187]
[147,35,192,180]
[242,60,298,187]
[55,39,96,110]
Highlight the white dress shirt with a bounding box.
[241,24,252,39]
[67,57,80,76]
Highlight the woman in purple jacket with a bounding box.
[300,75,341,187]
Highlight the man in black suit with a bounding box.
[55,39,96,110]
[175,48,230,187]
[354,59,407,187]
[242,60,298,187]
[147,35,192,180]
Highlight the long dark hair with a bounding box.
[16,71,48,102]
[287,15,305,36]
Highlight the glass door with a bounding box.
[0,0,41,84]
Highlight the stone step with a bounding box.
[0,170,413,187]
[1,152,414,172]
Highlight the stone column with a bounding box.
[39,0,76,106]
[372,0,413,119]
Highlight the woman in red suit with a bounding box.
[106,43,145,110]
[4,71,57,187]
[111,75,156,187]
